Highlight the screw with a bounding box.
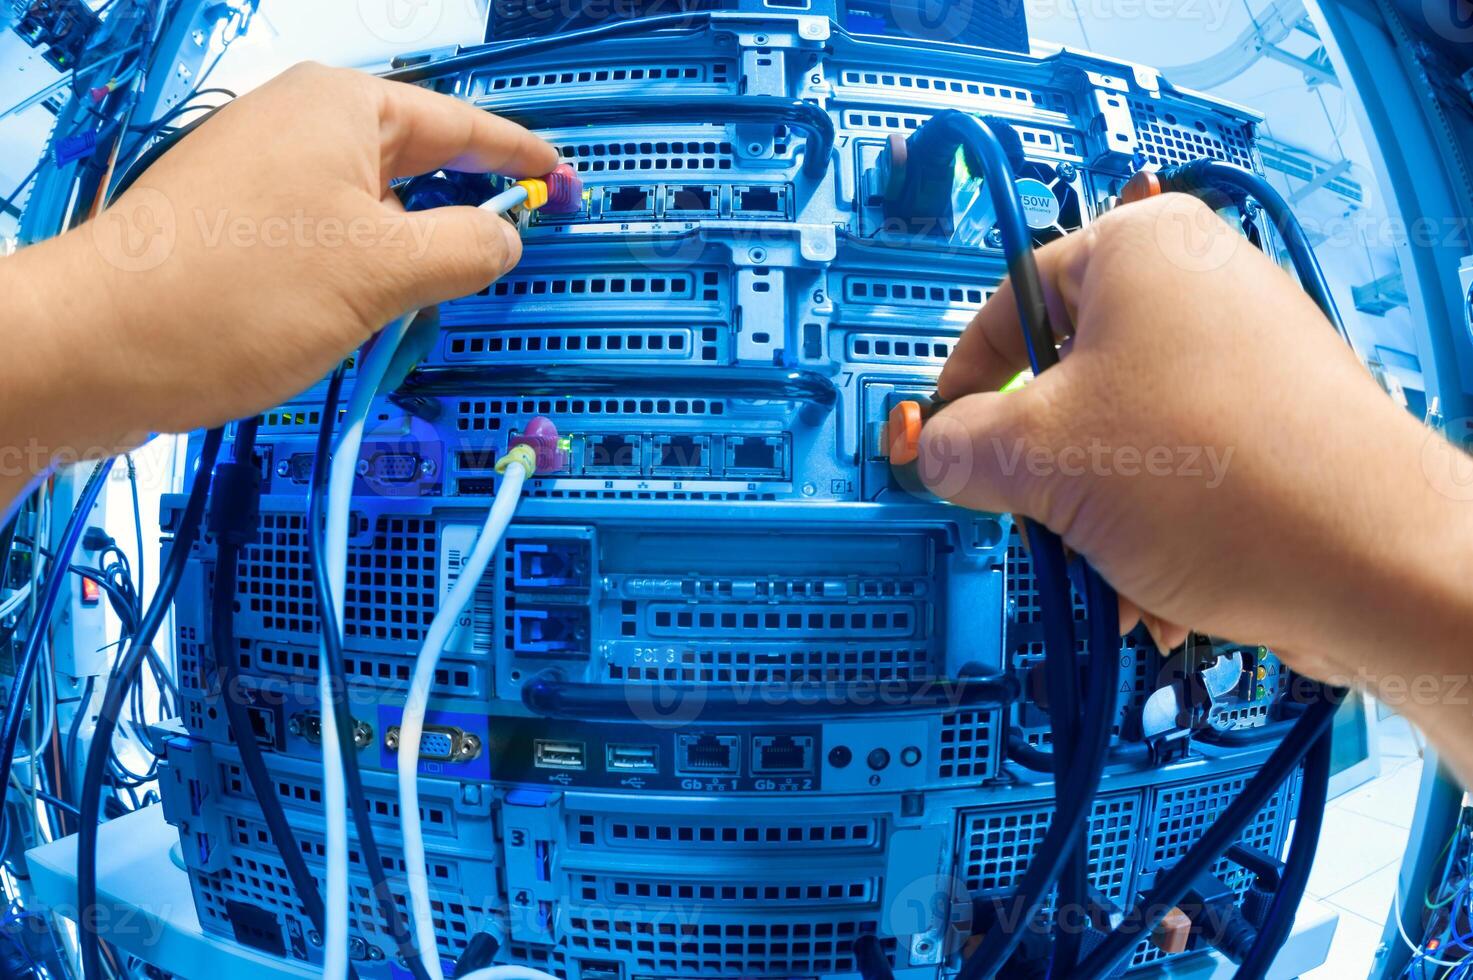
[276,461,289,477]
[748,247,767,263]
[287,716,302,736]
[309,931,322,947]
[985,228,1004,248]
[355,460,369,476]
[354,722,373,749]
[384,728,400,751]
[419,459,437,477]
[1056,161,1077,181]
[754,33,768,43]
[458,733,482,760]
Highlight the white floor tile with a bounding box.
[1326,861,1401,923]
[1336,761,1425,830]
[1299,907,1386,980]
[1307,807,1411,898]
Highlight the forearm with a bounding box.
[0,232,137,513]
[1276,403,1473,780]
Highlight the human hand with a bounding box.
[919,192,1473,685]
[6,61,555,457]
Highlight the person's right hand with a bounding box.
[918,193,1473,696]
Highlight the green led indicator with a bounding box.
[1001,371,1032,393]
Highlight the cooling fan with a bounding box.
[1013,159,1082,246]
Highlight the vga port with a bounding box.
[366,452,424,483]
[386,724,482,763]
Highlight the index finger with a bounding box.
[937,228,1087,401]
[370,74,559,181]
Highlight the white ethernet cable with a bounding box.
[321,310,416,980]
[316,169,578,978]
[400,446,536,980]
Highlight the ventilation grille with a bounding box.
[562,914,892,977]
[469,62,731,98]
[220,763,457,835]
[446,327,696,362]
[558,138,736,174]
[247,641,482,698]
[606,646,938,684]
[1130,100,1255,170]
[236,513,437,645]
[572,812,884,851]
[571,873,878,908]
[845,276,990,310]
[475,271,703,302]
[960,792,1141,908]
[938,709,1001,781]
[1130,770,1296,967]
[836,70,1067,113]
[455,396,726,433]
[840,109,1081,157]
[1005,527,1087,626]
[848,332,956,364]
[646,603,919,639]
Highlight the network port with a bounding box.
[676,733,740,775]
[724,435,786,478]
[511,540,591,590]
[512,604,590,655]
[752,734,814,774]
[604,185,655,216]
[583,434,641,475]
[652,434,710,475]
[534,739,586,770]
[665,185,718,215]
[605,743,658,773]
[733,184,789,218]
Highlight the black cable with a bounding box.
[126,454,144,606]
[208,421,359,980]
[1234,724,1332,978]
[308,365,431,980]
[0,460,112,833]
[1073,690,1342,977]
[77,429,222,980]
[890,110,1107,979]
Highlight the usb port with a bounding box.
[533,739,586,770]
[606,743,658,773]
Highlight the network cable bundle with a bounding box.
[92,3,1350,979]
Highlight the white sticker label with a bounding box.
[1015,178,1060,230]
[437,524,480,655]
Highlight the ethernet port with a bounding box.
[604,186,653,215]
[583,434,641,474]
[752,734,814,774]
[666,185,717,214]
[733,185,787,218]
[676,733,740,775]
[652,435,709,475]
[724,435,786,478]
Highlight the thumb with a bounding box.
[399,205,523,309]
[917,385,1066,525]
